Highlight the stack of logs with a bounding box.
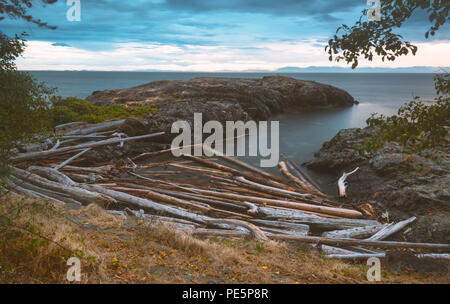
[4,120,450,260]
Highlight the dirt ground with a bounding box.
[0,194,448,284]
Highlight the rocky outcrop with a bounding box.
[87,76,356,135]
[305,127,450,243]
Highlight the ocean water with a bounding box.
[27,71,438,184]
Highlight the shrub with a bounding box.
[0,71,55,175]
[358,73,449,155]
[49,97,157,126]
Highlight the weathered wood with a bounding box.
[123,208,202,227]
[80,183,210,224]
[323,224,388,239]
[203,146,280,181]
[278,161,322,196]
[5,176,83,208]
[61,165,113,175]
[64,172,106,183]
[54,148,92,170]
[258,207,381,230]
[189,186,363,219]
[126,185,248,212]
[11,167,115,206]
[281,154,324,193]
[13,132,165,162]
[204,218,268,241]
[182,154,292,190]
[269,234,450,250]
[235,176,314,200]
[27,166,78,186]
[110,186,210,212]
[367,217,417,241]
[191,228,249,238]
[65,120,125,136]
[250,219,309,235]
[327,253,450,260]
[338,167,359,198]
[128,171,201,194]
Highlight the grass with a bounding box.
[50,97,157,126]
[0,193,448,284]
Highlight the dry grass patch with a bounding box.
[0,194,448,284]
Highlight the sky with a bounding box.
[2,0,449,71]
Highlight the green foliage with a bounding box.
[358,74,449,155]
[49,97,157,126]
[0,32,25,71]
[0,0,58,29]
[0,71,55,175]
[326,0,449,68]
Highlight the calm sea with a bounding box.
[27,71,438,186]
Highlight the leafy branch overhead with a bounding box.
[326,0,450,68]
[0,0,58,29]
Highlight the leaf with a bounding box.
[0,215,10,226]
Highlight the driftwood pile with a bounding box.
[5,120,450,260]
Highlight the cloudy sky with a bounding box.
[2,0,449,71]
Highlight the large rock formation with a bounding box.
[87,76,356,135]
[305,127,450,243]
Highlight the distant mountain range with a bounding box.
[274,66,448,73]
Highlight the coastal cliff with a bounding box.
[305,127,450,243]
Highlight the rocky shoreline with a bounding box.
[305,127,450,243]
[86,76,356,139]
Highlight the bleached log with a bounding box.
[13,132,165,162]
[61,165,113,175]
[203,146,278,180]
[269,234,450,250]
[182,154,292,190]
[258,206,380,230]
[65,120,125,136]
[204,218,268,241]
[110,186,210,212]
[278,161,323,196]
[321,224,389,255]
[321,217,413,255]
[11,167,115,206]
[3,177,65,205]
[323,224,389,239]
[127,171,201,194]
[188,187,363,219]
[281,154,324,194]
[9,175,84,207]
[241,201,261,215]
[49,140,61,151]
[54,148,92,170]
[120,184,248,213]
[4,177,83,208]
[191,228,249,238]
[55,121,89,133]
[367,216,417,241]
[250,219,309,235]
[327,253,450,260]
[338,167,359,198]
[235,176,314,199]
[27,166,77,186]
[78,183,210,224]
[123,208,202,228]
[64,172,106,183]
